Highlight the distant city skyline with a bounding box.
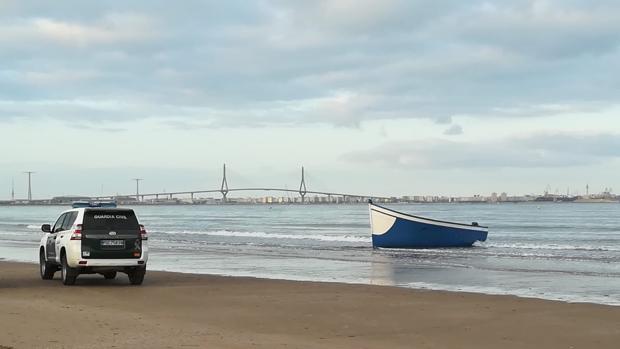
[1,1,620,199]
[1,166,615,201]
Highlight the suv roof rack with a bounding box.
[72,201,118,209]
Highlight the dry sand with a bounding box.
[1,261,619,348]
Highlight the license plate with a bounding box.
[101,240,125,248]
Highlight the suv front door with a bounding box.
[47,213,67,261]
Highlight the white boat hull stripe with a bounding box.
[370,205,489,233]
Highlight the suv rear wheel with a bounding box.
[39,250,56,280]
[127,268,145,285]
[61,254,78,285]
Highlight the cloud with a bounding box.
[451,1,620,58]
[0,1,619,127]
[443,124,463,135]
[33,14,155,46]
[0,13,156,47]
[342,133,620,169]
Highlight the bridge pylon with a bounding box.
[299,166,307,203]
[220,163,229,202]
[132,178,143,202]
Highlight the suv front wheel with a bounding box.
[61,254,78,286]
[39,250,56,280]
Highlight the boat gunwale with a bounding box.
[370,203,489,230]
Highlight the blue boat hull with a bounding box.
[370,204,488,248]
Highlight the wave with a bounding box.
[0,222,42,227]
[478,242,620,252]
[404,281,620,306]
[155,230,371,243]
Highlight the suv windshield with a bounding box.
[83,210,139,231]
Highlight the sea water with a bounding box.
[1,203,619,306]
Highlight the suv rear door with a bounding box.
[81,209,142,259]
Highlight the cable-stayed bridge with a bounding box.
[87,165,392,203]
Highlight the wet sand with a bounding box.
[0,261,619,348]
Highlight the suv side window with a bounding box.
[62,212,78,231]
[52,213,68,233]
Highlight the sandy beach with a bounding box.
[0,261,618,348]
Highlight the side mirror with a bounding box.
[41,224,51,233]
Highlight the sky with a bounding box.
[1,0,620,199]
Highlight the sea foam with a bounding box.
[156,230,371,243]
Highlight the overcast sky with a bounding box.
[1,0,620,199]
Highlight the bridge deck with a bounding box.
[90,188,391,200]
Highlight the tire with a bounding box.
[103,271,117,280]
[61,254,78,286]
[127,268,146,285]
[39,250,56,280]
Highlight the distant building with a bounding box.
[50,196,91,204]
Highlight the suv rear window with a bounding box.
[83,210,139,231]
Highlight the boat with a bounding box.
[369,201,488,248]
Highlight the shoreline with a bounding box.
[1,261,619,348]
[143,265,620,307]
[3,257,620,307]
